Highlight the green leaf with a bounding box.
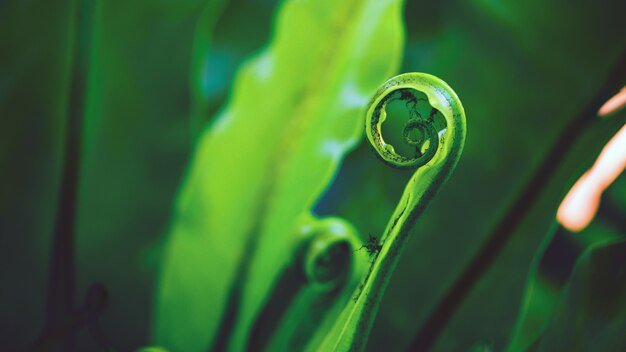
[137,347,170,352]
[74,0,225,348]
[508,148,626,351]
[0,0,78,348]
[153,0,405,350]
[536,240,626,351]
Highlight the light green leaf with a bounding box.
[153,0,405,350]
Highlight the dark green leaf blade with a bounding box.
[0,1,79,348]
[536,240,626,351]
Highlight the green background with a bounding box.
[1,0,625,350]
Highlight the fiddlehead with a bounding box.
[364,73,465,245]
[319,72,466,351]
[365,74,452,169]
[367,90,439,169]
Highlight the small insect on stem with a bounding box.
[356,235,383,256]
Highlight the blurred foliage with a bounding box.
[154,0,404,350]
[1,0,625,350]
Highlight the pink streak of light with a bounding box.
[557,124,626,232]
[599,86,626,116]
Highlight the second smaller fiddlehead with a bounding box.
[246,217,367,351]
[300,218,362,293]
